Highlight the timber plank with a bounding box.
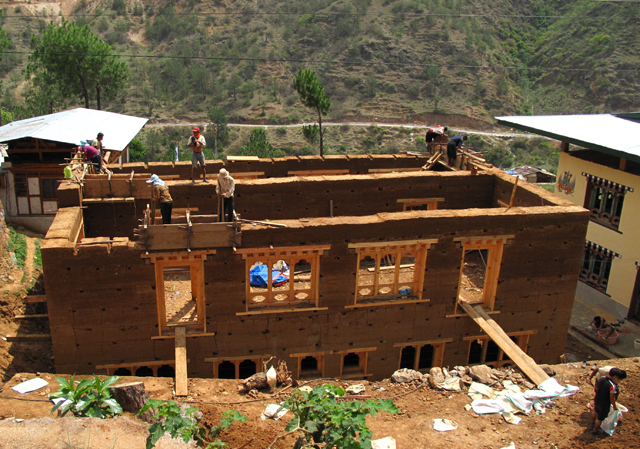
[5,334,51,341]
[174,326,188,396]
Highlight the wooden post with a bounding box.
[507,177,519,209]
[175,326,188,396]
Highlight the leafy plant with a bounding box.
[49,374,122,418]
[8,227,27,268]
[280,384,398,449]
[138,399,247,449]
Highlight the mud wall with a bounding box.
[43,203,589,379]
[110,154,433,179]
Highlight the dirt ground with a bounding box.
[0,228,638,448]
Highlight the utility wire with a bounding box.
[5,50,639,73]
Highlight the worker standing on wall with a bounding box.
[446,134,467,167]
[78,141,102,174]
[216,168,235,222]
[188,126,208,184]
[147,174,173,224]
[91,132,104,156]
[425,125,447,152]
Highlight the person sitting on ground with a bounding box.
[78,141,102,174]
[216,168,235,222]
[446,134,467,167]
[91,132,104,156]
[589,316,607,332]
[425,125,448,152]
[147,174,173,225]
[590,367,627,435]
[188,126,207,183]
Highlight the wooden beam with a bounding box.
[174,326,188,396]
[23,295,47,303]
[14,314,49,320]
[5,334,51,341]
[288,169,349,176]
[348,239,438,249]
[397,198,445,203]
[459,302,549,386]
[620,158,627,171]
[507,177,519,209]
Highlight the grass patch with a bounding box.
[34,239,42,268]
[8,227,27,268]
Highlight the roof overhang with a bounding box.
[495,114,640,164]
[0,108,148,152]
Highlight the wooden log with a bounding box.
[5,334,51,342]
[237,372,269,393]
[175,326,188,396]
[23,295,47,303]
[14,314,49,321]
[108,381,156,423]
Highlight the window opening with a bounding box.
[157,365,175,378]
[468,340,483,365]
[484,340,500,363]
[238,359,257,378]
[399,346,416,369]
[300,356,318,372]
[466,333,533,367]
[349,240,436,305]
[343,353,360,371]
[460,250,487,305]
[583,173,630,231]
[135,366,154,377]
[163,266,198,326]
[293,259,312,300]
[418,344,435,370]
[218,361,236,379]
[114,367,131,376]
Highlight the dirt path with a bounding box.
[23,237,35,283]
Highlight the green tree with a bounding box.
[128,139,146,162]
[227,73,242,101]
[26,20,128,110]
[238,129,285,158]
[292,69,331,156]
[0,10,11,124]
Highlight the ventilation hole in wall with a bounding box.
[79,290,84,294]
[305,207,309,210]
[277,317,283,321]
[351,190,355,193]
[262,329,269,334]
[133,307,139,310]
[116,289,121,292]
[378,187,383,191]
[240,319,245,323]
[298,328,305,332]
[67,267,71,271]
[128,266,132,270]
[101,308,106,312]
[76,344,80,347]
[243,209,247,213]
[537,310,542,314]
[227,332,232,336]
[96,267,99,270]
[326,190,330,193]
[545,326,549,330]
[335,256,340,260]
[296,192,300,195]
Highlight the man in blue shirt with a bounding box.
[447,134,467,167]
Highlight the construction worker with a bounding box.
[216,168,235,222]
[188,126,207,183]
[91,132,104,156]
[78,141,102,174]
[446,134,467,167]
[147,174,173,225]
[425,126,447,153]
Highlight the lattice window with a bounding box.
[579,241,620,293]
[236,246,330,311]
[290,352,325,379]
[465,332,534,368]
[349,239,437,305]
[583,173,632,231]
[205,356,269,379]
[394,339,451,372]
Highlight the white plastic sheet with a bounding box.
[502,411,522,425]
[500,443,516,449]
[261,403,288,420]
[433,419,458,431]
[372,436,396,449]
[471,399,511,415]
[601,409,621,436]
[506,393,533,414]
[438,377,462,391]
[12,378,48,394]
[468,382,494,398]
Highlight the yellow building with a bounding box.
[497,113,640,322]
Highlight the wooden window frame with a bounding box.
[13,173,61,215]
[332,347,377,379]
[204,355,271,379]
[464,331,535,368]
[348,239,437,306]
[235,245,330,312]
[96,359,179,377]
[151,253,209,336]
[454,235,513,314]
[397,198,445,211]
[583,174,630,231]
[290,352,325,379]
[394,339,452,372]
[579,241,619,294]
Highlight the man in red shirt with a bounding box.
[78,142,102,173]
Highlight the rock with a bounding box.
[468,365,497,385]
[522,381,535,390]
[428,367,445,389]
[454,366,468,377]
[540,365,556,377]
[491,369,504,379]
[391,368,424,383]
[442,367,451,379]
[461,374,474,385]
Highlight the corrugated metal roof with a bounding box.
[0,108,148,152]
[495,113,640,164]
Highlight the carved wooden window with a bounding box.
[349,239,437,305]
[583,173,631,231]
[579,241,619,294]
[236,246,330,312]
[205,355,270,379]
[394,339,451,372]
[465,332,534,368]
[290,352,325,379]
[333,348,377,379]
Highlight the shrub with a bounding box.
[8,228,27,268]
[49,375,122,418]
[138,400,247,449]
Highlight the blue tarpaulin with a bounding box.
[250,264,289,287]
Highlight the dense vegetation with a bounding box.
[0,0,630,169]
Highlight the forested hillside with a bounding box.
[0,0,638,125]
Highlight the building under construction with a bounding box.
[38,155,588,386]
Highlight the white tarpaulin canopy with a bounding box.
[0,108,148,152]
[495,113,640,163]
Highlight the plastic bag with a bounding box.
[600,409,621,436]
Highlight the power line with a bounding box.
[6,50,638,73]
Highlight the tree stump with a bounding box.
[237,372,268,393]
[108,382,156,423]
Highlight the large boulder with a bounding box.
[428,367,445,389]
[391,368,424,383]
[468,365,497,385]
